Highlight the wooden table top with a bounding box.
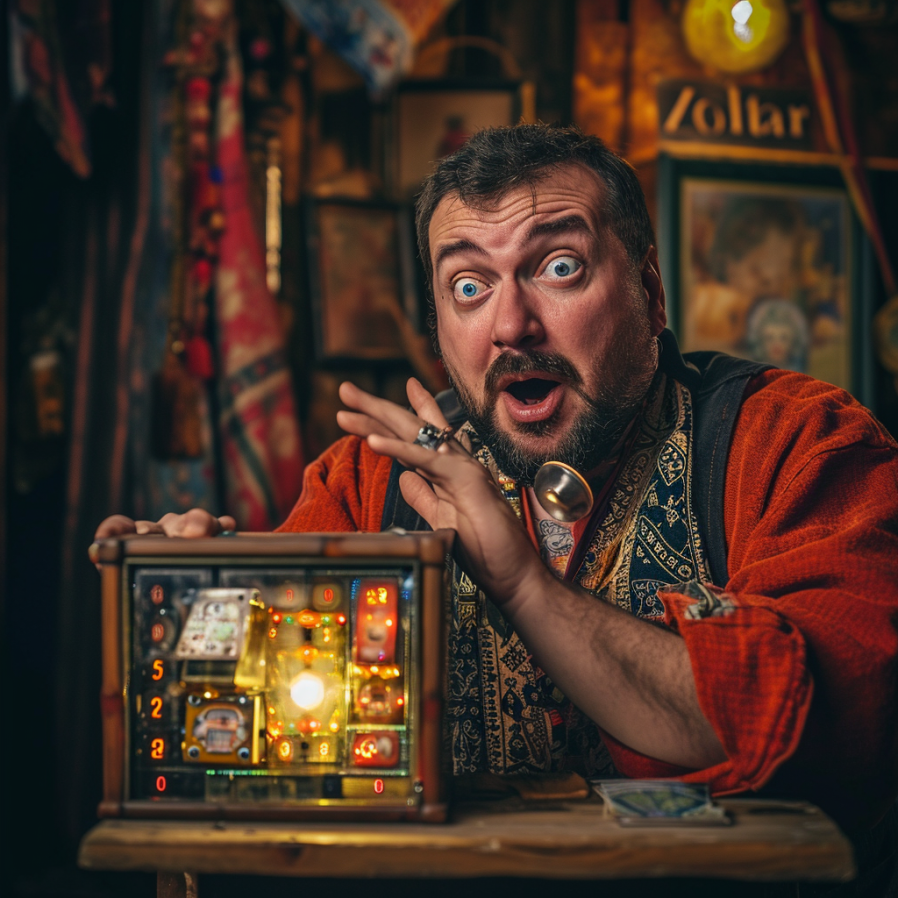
[78,796,855,883]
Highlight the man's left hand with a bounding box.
[337,377,551,614]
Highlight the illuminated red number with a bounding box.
[155,775,167,793]
[285,588,294,603]
[151,659,164,681]
[150,696,163,719]
[374,779,384,794]
[150,584,164,605]
[150,737,165,760]
[151,622,165,643]
[323,588,334,604]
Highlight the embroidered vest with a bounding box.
[380,330,769,776]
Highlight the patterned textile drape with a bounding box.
[213,13,305,529]
[128,0,304,528]
[10,0,112,177]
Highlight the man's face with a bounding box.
[760,322,795,365]
[428,164,666,483]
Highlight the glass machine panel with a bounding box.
[97,534,447,821]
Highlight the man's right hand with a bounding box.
[90,509,237,563]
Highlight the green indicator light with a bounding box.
[321,615,331,625]
[285,616,294,625]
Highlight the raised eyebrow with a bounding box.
[434,239,485,274]
[526,214,596,244]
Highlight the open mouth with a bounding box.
[504,377,561,405]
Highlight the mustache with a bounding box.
[484,350,582,396]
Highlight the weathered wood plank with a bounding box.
[78,798,855,882]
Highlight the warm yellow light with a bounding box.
[682,0,789,73]
[289,671,326,710]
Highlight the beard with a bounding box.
[441,309,658,486]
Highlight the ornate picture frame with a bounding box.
[305,198,418,362]
[391,79,522,200]
[658,155,875,406]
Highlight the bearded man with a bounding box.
[95,126,898,877]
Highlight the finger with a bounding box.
[158,508,223,538]
[134,520,167,535]
[339,381,424,442]
[94,515,138,541]
[218,516,237,532]
[398,471,441,529]
[336,409,402,441]
[367,433,478,490]
[406,378,450,429]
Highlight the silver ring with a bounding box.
[413,422,454,451]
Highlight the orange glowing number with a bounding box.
[319,742,329,757]
[150,696,163,719]
[374,779,384,794]
[150,738,165,760]
[155,775,167,792]
[151,659,164,681]
[277,739,293,761]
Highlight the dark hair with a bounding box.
[414,123,656,303]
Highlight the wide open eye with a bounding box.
[542,256,583,281]
[452,277,489,302]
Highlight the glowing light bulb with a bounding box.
[681,0,789,73]
[732,0,752,24]
[289,671,326,710]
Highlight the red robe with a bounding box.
[278,370,898,829]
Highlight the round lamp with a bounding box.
[682,0,791,74]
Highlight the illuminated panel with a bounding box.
[351,731,400,768]
[182,695,258,764]
[265,594,347,767]
[354,580,398,664]
[125,559,424,811]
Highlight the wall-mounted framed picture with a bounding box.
[392,80,522,199]
[658,154,876,406]
[305,198,418,362]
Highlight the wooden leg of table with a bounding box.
[157,871,198,898]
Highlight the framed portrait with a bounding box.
[392,80,522,199]
[305,198,418,361]
[658,155,875,405]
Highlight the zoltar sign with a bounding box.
[658,79,814,150]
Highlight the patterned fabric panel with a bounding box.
[446,374,712,776]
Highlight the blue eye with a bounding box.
[544,256,582,280]
[453,277,487,301]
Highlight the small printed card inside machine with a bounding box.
[95,532,448,821]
